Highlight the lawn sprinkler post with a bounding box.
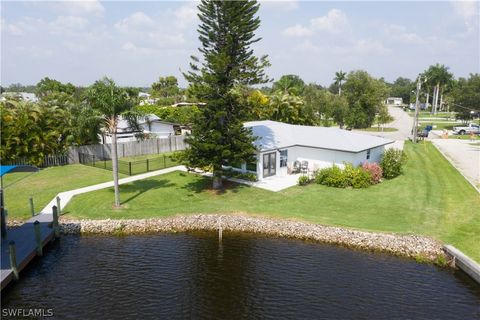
[218,216,223,243]
[29,196,35,216]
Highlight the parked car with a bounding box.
[452,123,480,135]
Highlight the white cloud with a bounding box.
[50,0,105,17]
[8,23,24,36]
[354,39,391,55]
[310,9,348,33]
[259,0,299,12]
[451,1,479,32]
[115,12,155,34]
[283,9,349,38]
[174,3,198,29]
[294,38,390,56]
[384,24,424,44]
[49,16,89,34]
[283,24,313,37]
[452,1,478,20]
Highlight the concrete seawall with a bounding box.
[57,214,445,263]
[444,245,480,284]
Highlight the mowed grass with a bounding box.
[66,142,480,262]
[3,165,126,220]
[87,152,179,176]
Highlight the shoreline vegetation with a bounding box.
[43,215,446,265]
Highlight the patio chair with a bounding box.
[301,161,309,174]
[293,161,301,173]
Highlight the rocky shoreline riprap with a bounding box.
[56,214,444,262]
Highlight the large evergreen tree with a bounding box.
[183,0,270,189]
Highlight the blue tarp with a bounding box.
[0,165,39,177]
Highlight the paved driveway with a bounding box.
[431,139,480,189]
[354,106,413,141]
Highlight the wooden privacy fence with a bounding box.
[2,136,187,169]
[69,135,187,163]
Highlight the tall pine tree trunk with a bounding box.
[111,130,121,207]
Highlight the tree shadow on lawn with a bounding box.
[107,179,175,205]
[179,172,243,195]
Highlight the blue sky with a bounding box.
[1,1,478,87]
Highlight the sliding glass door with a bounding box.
[263,152,276,178]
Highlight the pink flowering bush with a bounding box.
[362,162,383,184]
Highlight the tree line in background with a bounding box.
[1,69,479,167]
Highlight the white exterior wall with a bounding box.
[142,122,175,138]
[255,145,386,180]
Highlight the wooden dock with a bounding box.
[1,213,55,290]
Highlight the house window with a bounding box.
[280,150,288,167]
[366,149,371,160]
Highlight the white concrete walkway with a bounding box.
[41,165,187,214]
[230,173,301,192]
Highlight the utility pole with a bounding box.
[412,75,423,143]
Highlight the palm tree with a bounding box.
[86,77,139,207]
[334,70,347,96]
[424,64,453,114]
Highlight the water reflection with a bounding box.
[1,232,479,320]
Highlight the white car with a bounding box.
[452,123,480,135]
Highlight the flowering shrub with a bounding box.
[314,164,372,188]
[380,148,407,179]
[362,162,383,184]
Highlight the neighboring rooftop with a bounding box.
[117,114,177,131]
[244,120,394,153]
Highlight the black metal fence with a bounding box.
[78,152,179,176]
[2,154,69,168]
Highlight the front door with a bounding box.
[263,152,276,178]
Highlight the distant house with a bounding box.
[138,92,158,106]
[0,92,38,103]
[234,120,393,180]
[101,114,177,144]
[171,102,206,107]
[386,97,403,106]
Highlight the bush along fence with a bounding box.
[78,152,179,176]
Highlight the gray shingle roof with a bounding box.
[244,120,394,153]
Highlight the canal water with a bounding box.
[2,232,479,319]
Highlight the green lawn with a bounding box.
[419,121,463,130]
[3,165,126,220]
[65,142,480,262]
[86,152,179,176]
[448,134,480,140]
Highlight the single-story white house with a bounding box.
[101,114,177,144]
[236,120,394,180]
[0,92,38,102]
[386,97,403,106]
